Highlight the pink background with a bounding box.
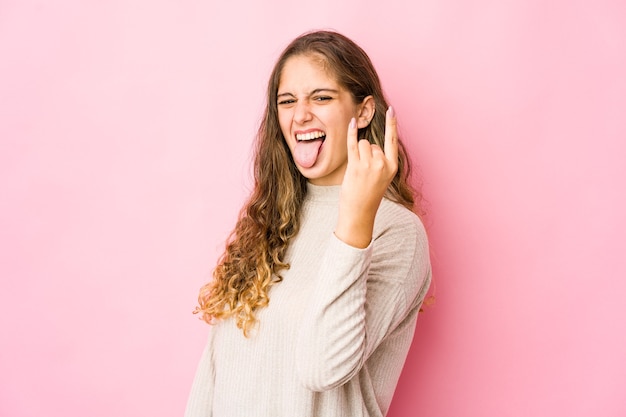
[1,0,625,416]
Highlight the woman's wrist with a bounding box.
[334,212,375,249]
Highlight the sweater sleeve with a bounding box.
[184,330,215,417]
[295,204,430,392]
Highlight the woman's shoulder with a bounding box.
[376,198,427,242]
[370,198,431,299]
[372,198,429,268]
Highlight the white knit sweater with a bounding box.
[185,184,431,417]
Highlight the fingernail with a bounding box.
[388,106,395,118]
[349,117,356,128]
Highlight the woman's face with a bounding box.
[277,54,365,186]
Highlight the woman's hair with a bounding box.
[194,30,422,336]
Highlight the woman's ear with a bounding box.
[356,96,375,129]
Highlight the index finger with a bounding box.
[384,106,399,166]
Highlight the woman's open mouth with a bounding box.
[293,130,326,168]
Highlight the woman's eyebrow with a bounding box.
[310,88,339,95]
[277,88,340,98]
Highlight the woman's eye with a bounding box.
[314,96,332,102]
[278,99,295,105]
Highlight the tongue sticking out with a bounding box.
[293,138,323,168]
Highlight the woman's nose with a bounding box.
[293,100,313,124]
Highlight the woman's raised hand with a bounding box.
[335,107,399,248]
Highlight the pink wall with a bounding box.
[1,1,624,416]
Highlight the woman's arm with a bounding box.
[295,201,431,391]
[185,330,215,417]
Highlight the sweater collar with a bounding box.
[306,182,342,202]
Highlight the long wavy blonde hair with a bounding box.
[194,30,423,336]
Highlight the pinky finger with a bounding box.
[347,117,359,162]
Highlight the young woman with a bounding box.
[185,30,431,417]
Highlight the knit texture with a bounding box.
[185,183,431,417]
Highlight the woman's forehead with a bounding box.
[278,54,340,91]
